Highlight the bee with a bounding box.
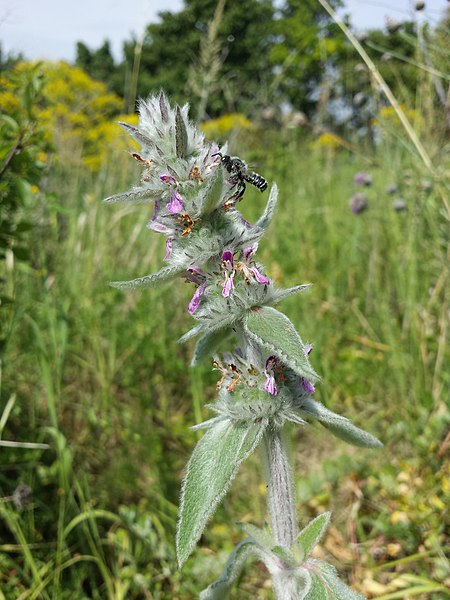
[213,153,268,204]
[178,213,201,236]
[132,153,153,182]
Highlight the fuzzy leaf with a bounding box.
[271,545,297,567]
[109,265,184,290]
[199,539,259,600]
[272,568,312,600]
[191,329,232,366]
[296,513,331,559]
[300,399,383,449]
[159,92,169,122]
[304,560,366,600]
[245,306,319,382]
[271,284,312,304]
[254,183,278,231]
[239,523,274,550]
[175,106,188,158]
[103,188,156,203]
[178,325,204,344]
[177,419,265,566]
[119,121,154,148]
[201,168,225,214]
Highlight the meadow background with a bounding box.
[0,0,449,598]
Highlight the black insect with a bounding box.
[213,153,267,204]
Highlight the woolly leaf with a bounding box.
[245,306,319,382]
[271,545,297,567]
[109,265,184,290]
[272,568,312,600]
[239,523,274,550]
[300,399,382,449]
[304,560,366,600]
[191,328,232,366]
[177,419,265,566]
[199,539,259,600]
[103,188,156,203]
[175,106,188,158]
[178,325,204,344]
[271,284,312,305]
[254,183,278,232]
[159,92,169,122]
[201,167,225,214]
[296,513,331,560]
[119,121,153,148]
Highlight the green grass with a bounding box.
[0,128,449,598]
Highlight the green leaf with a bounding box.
[254,183,278,231]
[244,306,319,382]
[109,265,184,290]
[296,513,331,560]
[201,167,224,214]
[191,328,232,366]
[300,399,383,449]
[0,114,19,131]
[175,106,188,158]
[199,539,259,600]
[103,188,156,203]
[271,545,297,567]
[239,523,274,550]
[304,560,366,600]
[177,419,265,566]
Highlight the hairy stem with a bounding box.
[262,428,297,548]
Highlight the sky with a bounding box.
[0,0,448,63]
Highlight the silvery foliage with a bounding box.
[106,92,381,598]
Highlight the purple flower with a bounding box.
[188,282,207,315]
[148,202,173,233]
[222,250,234,267]
[300,377,315,394]
[243,243,258,261]
[222,270,235,298]
[160,174,177,185]
[221,250,235,297]
[354,171,372,186]
[349,193,368,214]
[249,266,269,285]
[264,356,279,396]
[304,344,313,356]
[164,237,173,260]
[167,188,184,214]
[148,220,172,234]
[160,174,184,214]
[185,266,207,285]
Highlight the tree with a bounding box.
[121,0,275,117]
[269,0,346,115]
[75,41,117,91]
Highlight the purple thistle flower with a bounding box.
[354,171,372,186]
[349,192,368,214]
[188,282,207,315]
